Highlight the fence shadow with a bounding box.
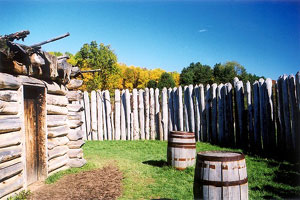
[142,160,168,168]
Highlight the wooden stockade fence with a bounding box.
[79,71,300,156]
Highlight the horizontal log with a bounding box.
[17,75,45,87]
[0,73,21,90]
[0,173,23,198]
[67,130,83,141]
[0,116,21,133]
[48,125,70,138]
[48,136,69,150]
[47,94,68,107]
[68,119,83,129]
[68,149,83,159]
[48,145,69,160]
[66,91,83,101]
[66,79,83,90]
[44,81,67,95]
[0,146,22,164]
[47,104,68,115]
[0,161,22,182]
[0,157,22,170]
[0,91,18,102]
[67,113,82,121]
[67,104,83,112]
[48,165,70,176]
[67,158,86,168]
[0,131,21,148]
[48,154,69,172]
[47,115,68,127]
[0,100,19,115]
[67,140,85,149]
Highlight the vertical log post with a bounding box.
[115,89,121,140]
[83,91,91,140]
[205,84,211,142]
[125,89,131,140]
[155,88,160,139]
[91,90,97,140]
[144,88,150,140]
[139,89,145,140]
[162,87,168,141]
[253,81,261,150]
[132,89,139,140]
[184,86,189,132]
[104,90,112,140]
[168,88,174,133]
[211,83,218,144]
[173,87,178,131]
[194,85,201,141]
[217,84,224,145]
[199,84,206,142]
[188,84,195,134]
[288,75,297,151]
[150,88,155,140]
[245,81,253,149]
[235,81,246,148]
[120,90,126,140]
[102,91,107,140]
[178,86,184,131]
[96,90,103,141]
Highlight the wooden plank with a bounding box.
[96,90,103,141]
[150,88,155,140]
[245,81,254,149]
[125,89,131,140]
[188,85,195,134]
[288,75,297,150]
[0,91,18,102]
[0,131,21,148]
[155,88,160,138]
[168,88,174,132]
[162,87,168,140]
[199,84,205,142]
[0,116,21,134]
[68,149,83,159]
[265,78,275,151]
[0,72,21,90]
[67,129,84,141]
[120,90,126,140]
[172,87,178,131]
[0,100,19,115]
[47,115,67,127]
[66,79,83,90]
[48,136,69,150]
[205,84,211,142]
[102,91,107,140]
[139,89,145,140]
[0,146,22,164]
[48,145,68,160]
[217,84,224,144]
[45,81,67,95]
[144,88,150,140]
[67,140,85,149]
[48,154,68,172]
[67,104,83,112]
[281,75,292,151]
[208,161,222,199]
[115,89,121,140]
[47,94,68,107]
[83,91,91,140]
[211,83,218,144]
[194,85,201,141]
[66,90,83,102]
[178,86,184,131]
[132,89,139,140]
[253,81,261,150]
[48,125,69,138]
[90,91,97,140]
[104,90,112,140]
[184,86,189,132]
[235,81,246,148]
[0,173,23,199]
[68,119,83,129]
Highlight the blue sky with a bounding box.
[0,0,299,79]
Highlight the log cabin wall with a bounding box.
[0,72,86,199]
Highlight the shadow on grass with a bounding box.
[142,160,168,168]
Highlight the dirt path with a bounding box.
[29,166,123,200]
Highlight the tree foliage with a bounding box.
[157,72,176,89]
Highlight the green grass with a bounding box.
[46,140,300,199]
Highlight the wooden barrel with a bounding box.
[194,151,248,200]
[167,131,196,170]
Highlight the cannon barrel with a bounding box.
[30,32,70,48]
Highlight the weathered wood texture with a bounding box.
[80,71,300,156]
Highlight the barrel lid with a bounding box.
[197,151,245,162]
[169,131,194,136]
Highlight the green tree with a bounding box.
[180,62,213,85]
[75,41,118,91]
[147,80,157,89]
[157,72,176,89]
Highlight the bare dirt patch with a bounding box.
[29,166,123,200]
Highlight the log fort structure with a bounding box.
[0,31,86,199]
